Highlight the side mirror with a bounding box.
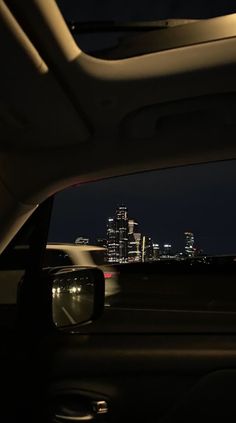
[48,266,105,328]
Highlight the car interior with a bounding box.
[1,1,236,422]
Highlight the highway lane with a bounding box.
[53,292,94,327]
[52,265,236,330]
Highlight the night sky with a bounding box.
[49,2,236,256]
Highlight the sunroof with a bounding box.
[56,1,236,22]
[56,1,236,54]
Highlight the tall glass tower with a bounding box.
[128,219,141,262]
[107,205,129,263]
[184,232,195,257]
[116,205,128,263]
[153,243,160,261]
[143,236,153,262]
[107,218,119,263]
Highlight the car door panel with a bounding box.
[41,333,236,422]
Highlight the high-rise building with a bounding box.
[162,243,172,257]
[145,236,153,262]
[96,238,107,249]
[128,219,141,262]
[75,237,89,245]
[141,236,153,262]
[107,205,130,263]
[153,243,160,261]
[133,233,142,262]
[184,232,195,257]
[107,218,119,263]
[116,205,128,263]
[128,219,138,235]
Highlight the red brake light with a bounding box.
[104,272,113,279]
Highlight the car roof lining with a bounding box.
[1,0,236,250]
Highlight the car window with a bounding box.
[47,161,236,332]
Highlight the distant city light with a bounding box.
[75,236,89,245]
[75,204,201,263]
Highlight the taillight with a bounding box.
[104,272,113,279]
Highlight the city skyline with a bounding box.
[71,205,197,252]
[48,162,236,256]
[75,204,198,263]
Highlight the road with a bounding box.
[53,292,94,327]
[52,264,236,330]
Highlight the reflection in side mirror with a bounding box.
[49,267,104,328]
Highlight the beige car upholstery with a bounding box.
[0,0,236,251]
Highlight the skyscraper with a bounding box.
[184,232,195,257]
[162,243,172,257]
[153,243,160,261]
[128,219,142,262]
[128,219,137,235]
[107,205,130,263]
[141,236,153,262]
[144,236,153,262]
[107,218,119,263]
[116,205,128,263]
[96,238,107,249]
